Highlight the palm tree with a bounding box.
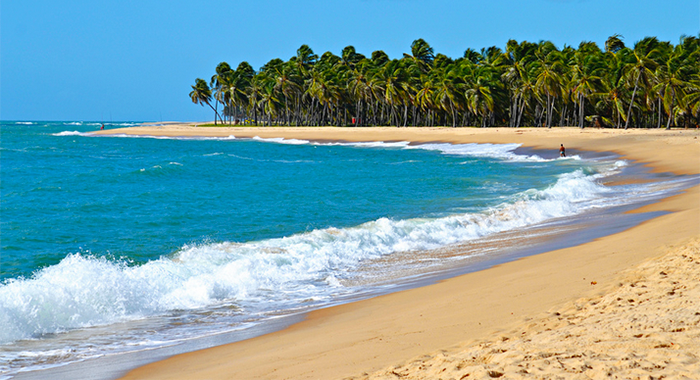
[570,42,604,128]
[371,50,390,67]
[341,45,365,69]
[463,48,482,64]
[465,66,495,127]
[189,78,220,122]
[432,66,462,127]
[271,62,302,125]
[594,49,628,128]
[226,62,254,124]
[347,62,373,126]
[403,38,434,73]
[533,42,565,128]
[190,35,698,129]
[414,72,436,126]
[503,40,538,127]
[653,44,693,129]
[621,37,662,129]
[210,62,232,125]
[374,60,410,127]
[605,34,626,54]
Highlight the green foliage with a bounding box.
[190,35,700,128]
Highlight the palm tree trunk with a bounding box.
[624,72,641,130]
[510,93,516,128]
[517,101,525,128]
[403,104,408,127]
[513,95,520,127]
[665,89,675,130]
[559,104,566,127]
[545,90,552,128]
[207,102,222,124]
[579,94,585,128]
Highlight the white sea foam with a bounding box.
[102,134,236,141]
[252,136,310,145]
[91,131,550,163]
[288,139,556,162]
[52,131,90,137]
[0,168,617,345]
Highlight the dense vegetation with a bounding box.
[190,35,699,129]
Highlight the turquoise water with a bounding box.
[1,122,575,281]
[0,121,691,377]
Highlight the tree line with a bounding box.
[189,35,699,129]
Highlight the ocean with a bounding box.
[0,121,695,379]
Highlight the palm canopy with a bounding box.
[189,34,699,129]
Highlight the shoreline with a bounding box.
[89,126,699,379]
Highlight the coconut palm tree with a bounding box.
[226,62,254,124]
[190,78,220,122]
[621,37,663,129]
[209,62,233,125]
[570,42,604,128]
[465,66,495,127]
[593,49,628,128]
[403,38,434,73]
[533,43,565,128]
[503,40,538,127]
[653,44,693,129]
[605,34,626,54]
[432,66,462,127]
[190,35,698,129]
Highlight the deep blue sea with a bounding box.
[0,121,694,378]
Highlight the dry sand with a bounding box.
[352,237,700,380]
[90,125,700,380]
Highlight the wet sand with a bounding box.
[89,125,700,380]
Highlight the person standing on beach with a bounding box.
[559,144,566,157]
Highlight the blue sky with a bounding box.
[2,0,698,122]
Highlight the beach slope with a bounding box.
[100,126,700,380]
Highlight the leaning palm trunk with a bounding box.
[516,101,525,128]
[624,72,641,130]
[665,89,676,130]
[559,104,566,127]
[579,93,585,128]
[545,92,552,128]
[511,93,521,128]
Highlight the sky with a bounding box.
[2,0,698,122]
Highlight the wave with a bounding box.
[52,131,91,137]
[242,137,567,162]
[92,132,565,163]
[104,134,237,141]
[0,168,616,345]
[136,162,185,175]
[252,136,310,145]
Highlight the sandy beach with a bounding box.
[91,125,700,380]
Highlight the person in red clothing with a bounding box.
[559,144,566,157]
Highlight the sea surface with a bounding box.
[0,121,696,379]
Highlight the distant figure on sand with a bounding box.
[559,144,566,157]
